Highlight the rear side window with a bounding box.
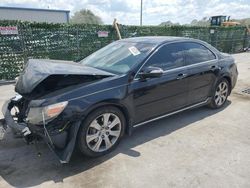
[184,42,216,65]
[145,43,185,71]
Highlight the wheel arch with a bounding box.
[222,75,232,94]
[82,100,132,136]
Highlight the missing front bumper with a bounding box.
[1,98,81,163]
[2,99,32,137]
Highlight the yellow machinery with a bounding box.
[210,15,241,27]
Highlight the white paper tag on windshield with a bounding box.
[129,46,141,56]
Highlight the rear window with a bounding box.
[184,42,216,65]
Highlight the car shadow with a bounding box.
[0,101,231,187]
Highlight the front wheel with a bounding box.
[77,106,125,157]
[209,78,230,109]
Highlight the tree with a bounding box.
[159,21,180,26]
[70,9,103,24]
[190,19,198,26]
[190,17,209,26]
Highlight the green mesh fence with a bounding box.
[0,20,248,80]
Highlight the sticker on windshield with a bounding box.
[128,46,141,56]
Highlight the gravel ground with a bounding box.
[0,53,250,188]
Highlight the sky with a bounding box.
[1,0,250,25]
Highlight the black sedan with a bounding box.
[1,37,238,163]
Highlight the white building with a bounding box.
[0,6,70,23]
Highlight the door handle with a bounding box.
[210,65,221,71]
[176,73,188,80]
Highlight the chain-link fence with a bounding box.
[0,20,248,80]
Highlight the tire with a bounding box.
[77,106,125,157]
[209,78,230,109]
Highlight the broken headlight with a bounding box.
[27,101,68,124]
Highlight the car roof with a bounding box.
[120,36,196,45]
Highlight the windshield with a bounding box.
[80,41,155,74]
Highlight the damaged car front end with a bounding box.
[2,95,82,163]
[1,58,116,163]
[1,95,82,163]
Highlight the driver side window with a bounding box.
[145,43,186,71]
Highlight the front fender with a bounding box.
[51,120,82,163]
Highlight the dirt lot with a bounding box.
[0,53,250,188]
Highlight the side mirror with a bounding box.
[138,66,164,79]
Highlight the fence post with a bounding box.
[76,26,80,60]
[210,28,213,45]
[197,29,200,40]
[19,25,28,67]
[210,28,216,48]
[215,29,218,49]
[243,27,248,50]
[231,32,234,53]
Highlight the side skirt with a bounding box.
[133,98,211,128]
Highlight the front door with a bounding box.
[130,42,189,124]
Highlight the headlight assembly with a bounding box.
[27,101,68,125]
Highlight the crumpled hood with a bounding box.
[15,59,114,95]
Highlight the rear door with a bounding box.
[183,42,219,105]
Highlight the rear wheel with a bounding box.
[209,78,230,109]
[77,106,125,157]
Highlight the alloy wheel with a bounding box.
[86,113,122,152]
[214,81,228,106]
